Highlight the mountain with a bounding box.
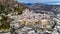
[23,3,33,6]
[1,0,26,9]
[28,3,60,13]
[0,0,28,12]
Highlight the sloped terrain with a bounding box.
[0,0,28,14]
[29,3,60,13]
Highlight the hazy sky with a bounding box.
[17,0,60,3]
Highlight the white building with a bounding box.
[0,31,10,34]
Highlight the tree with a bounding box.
[0,15,10,29]
[14,7,23,15]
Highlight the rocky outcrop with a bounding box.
[0,0,28,12]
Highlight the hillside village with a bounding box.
[0,0,60,34]
[0,8,59,34]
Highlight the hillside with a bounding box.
[0,0,28,15]
[29,3,60,13]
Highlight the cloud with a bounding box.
[17,0,60,3]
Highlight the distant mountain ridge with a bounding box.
[23,3,33,6]
[25,3,60,13]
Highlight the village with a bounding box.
[1,0,60,34]
[1,8,59,34]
